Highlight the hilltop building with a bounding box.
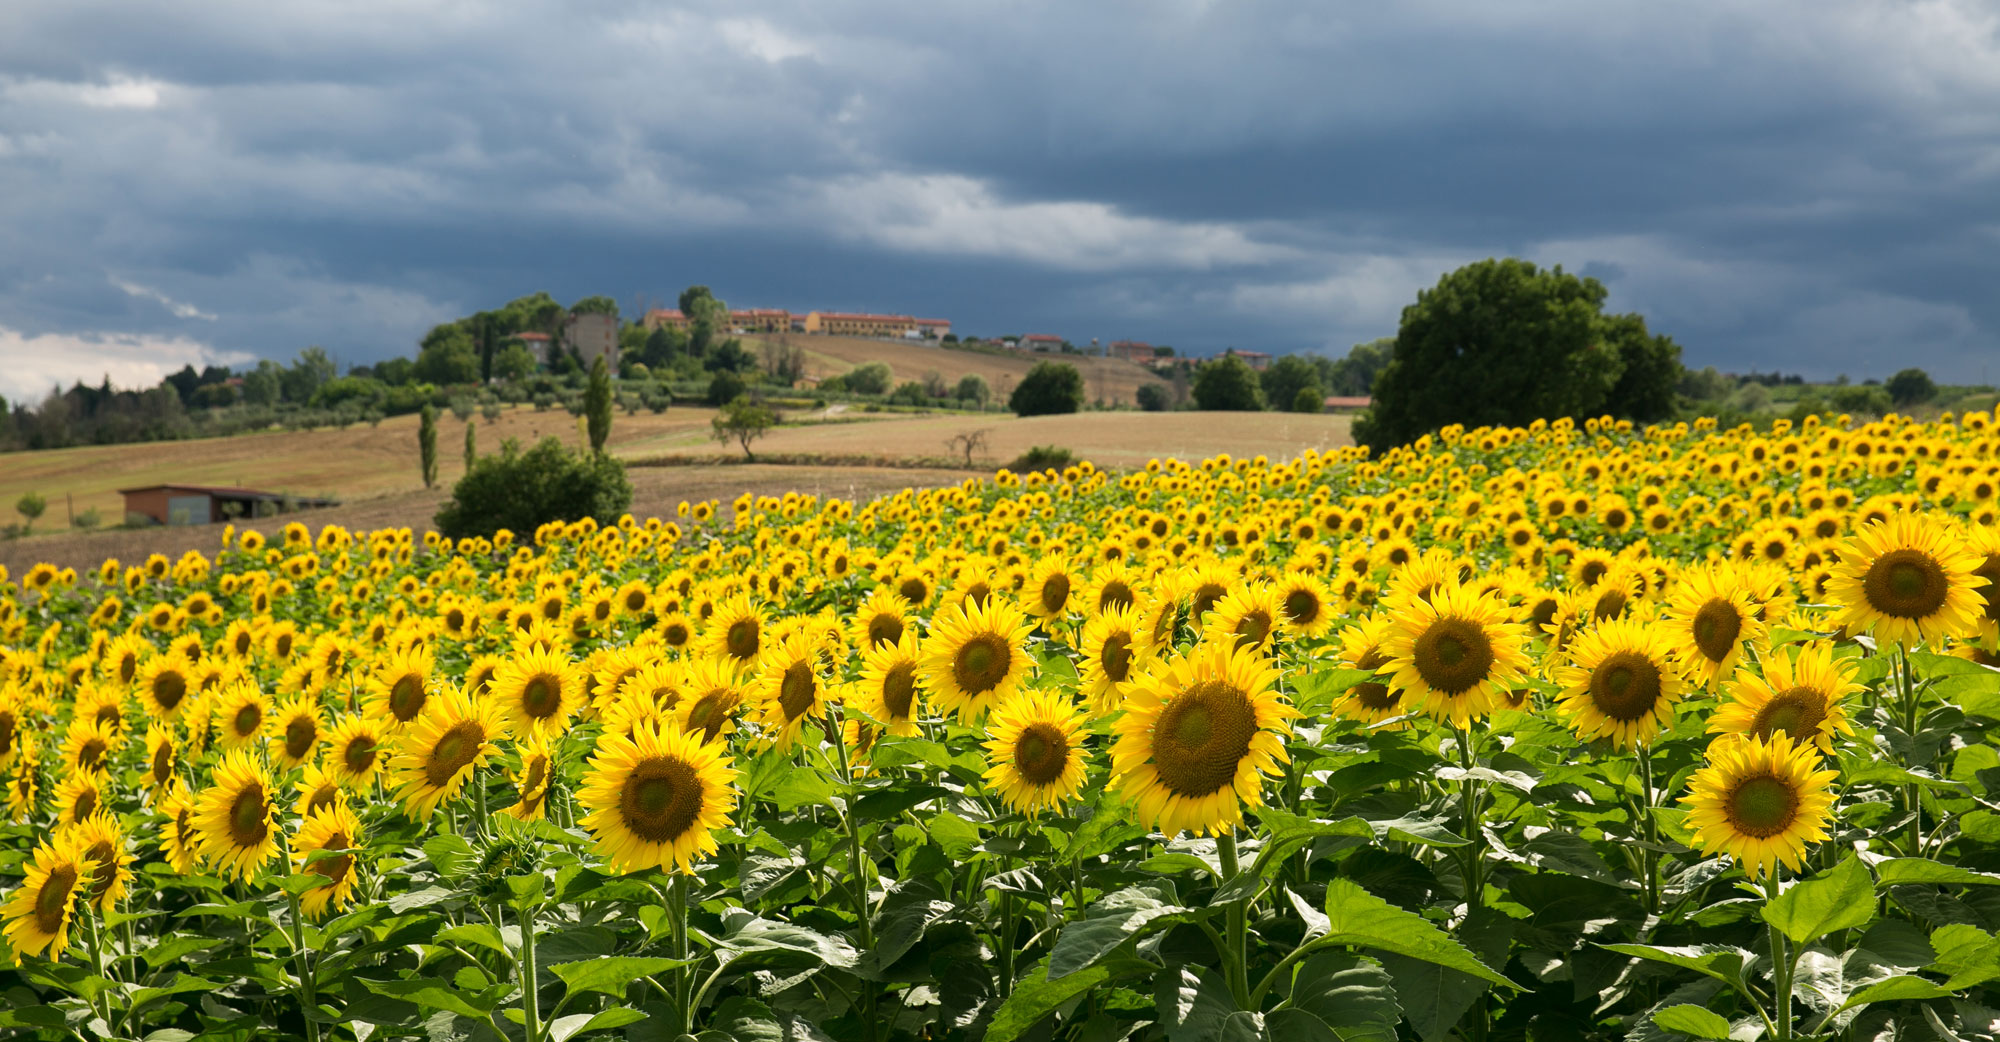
[1019,334,1064,352]
[562,312,619,370]
[1107,340,1154,364]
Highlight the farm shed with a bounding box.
[119,484,339,527]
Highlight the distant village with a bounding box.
[518,306,1273,374]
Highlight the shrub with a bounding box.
[1291,386,1324,413]
[1009,362,1085,416]
[889,381,931,406]
[707,370,747,406]
[1192,355,1265,411]
[846,362,893,396]
[1009,445,1075,471]
[711,396,777,460]
[1887,368,1937,407]
[434,436,631,541]
[1135,383,1170,412]
[72,507,100,530]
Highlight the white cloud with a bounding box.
[111,277,217,321]
[0,327,251,405]
[2,74,166,109]
[806,173,1300,272]
[1229,251,1473,330]
[717,17,816,63]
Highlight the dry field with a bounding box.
[0,406,1348,576]
[743,333,1171,407]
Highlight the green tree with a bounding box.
[434,436,632,540]
[1355,258,1680,451]
[493,341,539,381]
[464,419,477,472]
[954,373,991,406]
[241,361,281,406]
[15,492,46,534]
[281,347,337,403]
[1009,361,1085,417]
[1260,355,1323,413]
[1887,367,1937,407]
[1328,338,1393,396]
[846,362,893,396]
[570,295,619,318]
[1193,355,1265,411]
[711,395,776,460]
[704,339,756,373]
[585,355,613,455]
[1292,386,1324,413]
[1598,313,1683,422]
[680,286,728,357]
[418,405,439,489]
[415,325,480,385]
[706,369,747,406]
[1135,383,1170,412]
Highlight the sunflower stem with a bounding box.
[83,903,112,1030]
[830,706,879,1039]
[1218,830,1250,1009]
[671,871,692,1033]
[1897,642,1922,857]
[519,889,542,1042]
[1637,749,1661,915]
[1765,873,1795,1042]
[1452,723,1489,1042]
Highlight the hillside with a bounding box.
[741,333,1170,407]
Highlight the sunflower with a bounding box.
[1330,618,1408,730]
[918,597,1036,723]
[1681,732,1838,879]
[501,737,554,822]
[363,644,436,729]
[141,724,179,796]
[1965,523,2000,646]
[324,714,389,791]
[192,750,281,880]
[1274,572,1337,638]
[54,772,105,827]
[102,633,149,688]
[137,654,196,722]
[1662,566,1769,687]
[295,763,345,818]
[1084,561,1141,616]
[656,612,696,653]
[577,723,740,874]
[212,681,270,752]
[490,645,582,740]
[270,695,323,769]
[1826,514,1986,646]
[1380,583,1532,729]
[1551,620,1687,749]
[850,632,923,737]
[1201,585,1283,656]
[982,690,1089,816]
[387,688,503,820]
[848,588,912,650]
[1,831,89,959]
[7,735,40,821]
[62,716,118,777]
[1021,556,1078,622]
[752,631,831,751]
[675,657,748,746]
[701,594,767,667]
[1078,605,1151,714]
[291,802,364,920]
[66,813,132,911]
[1109,640,1296,837]
[158,781,202,874]
[1709,642,1860,755]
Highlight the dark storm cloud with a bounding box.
[0,0,1995,402]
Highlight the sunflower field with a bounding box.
[2,410,2000,1042]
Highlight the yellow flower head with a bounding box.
[1682,732,1838,880]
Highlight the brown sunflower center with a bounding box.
[1529,598,1560,632]
[229,782,269,848]
[1411,617,1496,695]
[309,831,353,884]
[962,582,993,608]
[685,691,738,744]
[1974,554,2000,623]
[1588,651,1664,722]
[663,622,691,646]
[1752,687,1828,743]
[343,736,379,774]
[867,613,905,646]
[898,577,929,604]
[72,788,99,821]
[1283,590,1321,625]
[1725,774,1799,838]
[1579,560,1609,587]
[1151,680,1257,798]
[36,865,78,933]
[1351,648,1400,712]
[305,783,337,817]
[285,717,317,760]
[1100,635,1133,684]
[1863,548,1950,619]
[424,722,486,788]
[78,739,107,772]
[522,756,548,795]
[1039,575,1071,615]
[387,675,426,722]
[153,671,187,711]
[1593,588,1629,620]
[618,755,704,843]
[233,705,262,737]
[84,841,117,901]
[1233,610,1274,650]
[880,663,917,719]
[0,711,13,756]
[1012,722,1071,785]
[1100,581,1134,612]
[952,633,1012,695]
[725,620,760,659]
[1190,583,1227,620]
[777,662,817,721]
[151,740,174,782]
[520,674,562,719]
[1691,599,1743,662]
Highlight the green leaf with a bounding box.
[927,811,982,861]
[1048,883,1201,979]
[1598,944,1749,988]
[1288,952,1402,1042]
[423,834,478,879]
[548,956,690,1000]
[388,885,457,913]
[141,934,225,968]
[1377,909,1513,1042]
[1317,878,1518,990]
[1764,856,1876,945]
[716,914,859,969]
[1651,1004,1733,1039]
[1930,924,2000,990]
[0,1007,67,1030]
[359,977,501,1018]
[547,1008,649,1042]
[130,974,222,1014]
[1833,975,1954,1014]
[1156,966,1243,1042]
[987,956,1153,1042]
[853,782,949,820]
[703,995,835,1042]
[436,923,514,959]
[1873,858,2000,888]
[1375,816,1471,847]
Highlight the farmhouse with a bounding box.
[562,312,619,370]
[729,308,792,332]
[1107,340,1153,363]
[803,312,920,337]
[120,484,339,527]
[1019,334,1064,352]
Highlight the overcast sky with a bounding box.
[2,0,1996,404]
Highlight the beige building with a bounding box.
[563,312,620,370]
[729,308,792,332]
[643,308,690,331]
[803,311,919,337]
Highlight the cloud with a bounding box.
[111,277,216,321]
[0,326,251,405]
[1,74,166,110]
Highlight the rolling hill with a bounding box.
[740,333,1170,407]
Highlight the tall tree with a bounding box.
[1193,354,1266,411]
[464,419,477,472]
[419,405,439,489]
[570,295,619,317]
[585,355,613,455]
[1259,355,1323,413]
